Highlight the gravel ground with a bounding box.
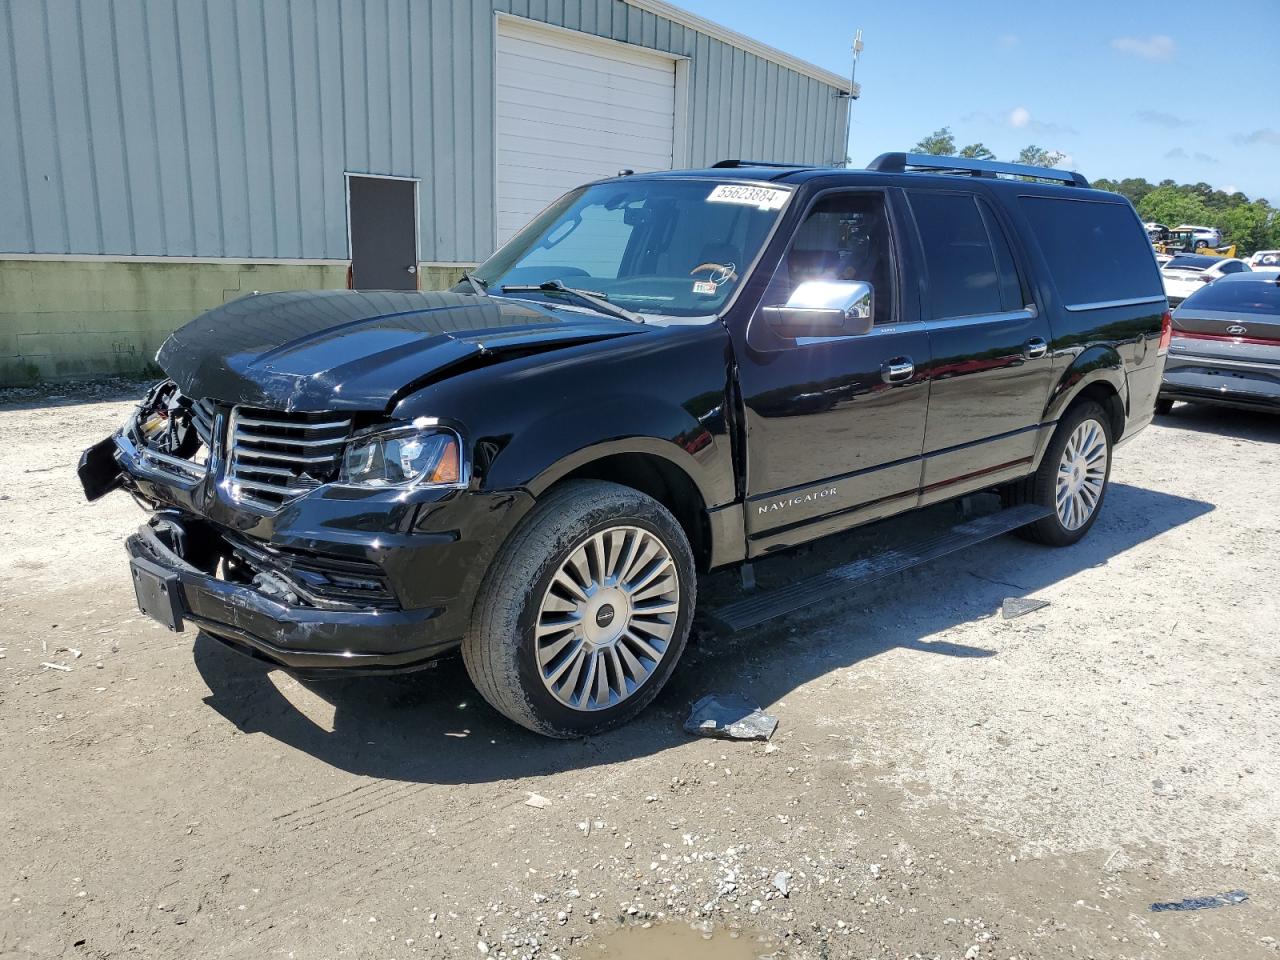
[1,385,1277,960]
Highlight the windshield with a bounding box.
[468,179,791,318]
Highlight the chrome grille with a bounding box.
[227,407,352,510]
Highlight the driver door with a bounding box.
[732,188,931,555]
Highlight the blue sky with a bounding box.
[679,0,1280,203]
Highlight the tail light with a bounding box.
[1198,274,1213,283]
[1157,309,1172,355]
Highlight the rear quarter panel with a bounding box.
[999,188,1166,450]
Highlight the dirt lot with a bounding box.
[1,384,1277,960]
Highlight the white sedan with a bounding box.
[1160,254,1252,305]
[1250,250,1280,270]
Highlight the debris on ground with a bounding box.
[1150,890,1249,912]
[684,694,778,741]
[772,871,792,897]
[1002,597,1051,620]
[524,793,552,809]
[40,661,72,672]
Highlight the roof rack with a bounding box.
[866,152,1090,187]
[712,159,817,170]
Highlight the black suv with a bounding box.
[79,153,1170,737]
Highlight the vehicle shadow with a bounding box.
[1157,403,1280,441]
[192,482,1213,785]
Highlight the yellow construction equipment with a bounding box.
[1153,238,1237,259]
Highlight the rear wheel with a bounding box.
[1154,397,1174,415]
[462,480,695,738]
[1003,401,1113,546]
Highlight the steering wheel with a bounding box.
[689,262,738,284]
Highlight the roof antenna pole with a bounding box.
[836,30,863,168]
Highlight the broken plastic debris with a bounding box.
[523,793,552,809]
[1002,597,1050,620]
[1150,890,1248,912]
[684,694,778,741]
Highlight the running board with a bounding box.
[706,503,1053,634]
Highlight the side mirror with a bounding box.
[761,280,875,338]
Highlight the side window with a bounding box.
[1019,197,1164,306]
[977,199,1026,311]
[907,192,1004,320]
[767,192,896,325]
[1219,261,1244,275]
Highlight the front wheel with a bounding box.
[1154,397,1174,415]
[1004,401,1113,546]
[462,480,695,738]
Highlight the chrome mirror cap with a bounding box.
[762,280,875,338]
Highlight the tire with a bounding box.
[1194,239,1208,250]
[462,480,696,738]
[1002,401,1113,547]
[1154,397,1174,416]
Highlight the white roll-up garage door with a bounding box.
[495,17,678,245]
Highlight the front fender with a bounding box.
[388,320,738,510]
[494,396,732,507]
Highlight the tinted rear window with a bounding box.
[1166,254,1217,270]
[1019,197,1163,306]
[1181,278,1280,316]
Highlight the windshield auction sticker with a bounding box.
[707,184,790,211]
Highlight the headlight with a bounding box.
[338,423,464,488]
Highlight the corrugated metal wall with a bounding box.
[0,0,848,264]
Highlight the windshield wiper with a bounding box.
[500,280,645,324]
[459,272,489,297]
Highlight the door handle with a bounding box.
[881,357,914,384]
[1024,337,1048,360]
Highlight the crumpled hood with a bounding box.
[157,289,642,411]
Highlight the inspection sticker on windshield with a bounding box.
[707,184,790,211]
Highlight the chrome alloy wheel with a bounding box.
[535,526,680,712]
[1056,418,1108,530]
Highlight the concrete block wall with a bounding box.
[0,260,471,385]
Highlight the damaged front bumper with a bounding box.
[126,516,454,674]
[80,392,536,675]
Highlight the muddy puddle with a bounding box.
[583,923,783,959]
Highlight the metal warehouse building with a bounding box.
[0,0,851,383]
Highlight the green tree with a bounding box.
[1218,201,1276,253]
[959,142,995,160]
[1016,145,1065,168]
[913,127,956,156]
[1093,177,1157,206]
[1137,186,1213,229]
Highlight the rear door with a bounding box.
[904,189,1055,505]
